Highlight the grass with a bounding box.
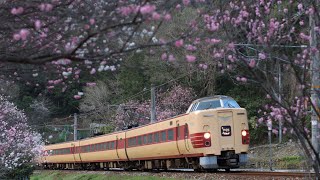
[31,171,175,180]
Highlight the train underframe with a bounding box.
[42,151,247,171]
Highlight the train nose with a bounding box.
[217,111,234,150]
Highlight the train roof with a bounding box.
[191,95,233,103]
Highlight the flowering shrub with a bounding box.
[0,95,43,179]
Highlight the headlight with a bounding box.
[241,130,247,136]
[204,132,211,139]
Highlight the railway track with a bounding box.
[35,169,316,179]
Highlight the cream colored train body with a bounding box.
[41,96,249,171]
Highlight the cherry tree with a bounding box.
[115,85,195,129]
[0,95,43,179]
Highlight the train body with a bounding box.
[41,96,249,171]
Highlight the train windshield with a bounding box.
[222,99,240,108]
[196,100,222,110]
[194,99,240,111]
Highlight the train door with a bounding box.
[71,143,76,163]
[218,111,235,149]
[176,121,190,154]
[115,136,120,159]
[116,135,127,160]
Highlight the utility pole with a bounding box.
[74,113,77,141]
[310,7,320,154]
[278,61,282,144]
[151,84,156,123]
[267,119,273,171]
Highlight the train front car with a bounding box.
[187,96,249,171]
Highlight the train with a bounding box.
[40,95,250,171]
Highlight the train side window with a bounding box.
[143,135,147,144]
[111,141,115,149]
[148,134,153,143]
[138,136,142,145]
[134,137,137,146]
[168,129,174,141]
[129,138,133,147]
[154,132,159,143]
[161,131,166,142]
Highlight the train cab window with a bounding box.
[168,129,174,140]
[161,131,166,142]
[222,99,240,108]
[190,103,198,112]
[138,136,142,145]
[143,135,147,144]
[196,100,221,111]
[148,134,153,144]
[154,132,159,143]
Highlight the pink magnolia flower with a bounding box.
[186,55,196,62]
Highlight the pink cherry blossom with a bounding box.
[249,59,256,68]
[11,7,24,15]
[186,55,196,62]
[241,77,247,82]
[90,68,96,74]
[90,18,95,25]
[140,4,156,15]
[161,53,167,60]
[19,29,30,41]
[258,53,266,60]
[152,12,161,20]
[164,14,172,21]
[175,39,184,47]
[74,95,81,99]
[86,82,97,87]
[168,54,176,61]
[35,20,42,30]
[13,34,21,41]
[183,0,190,6]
